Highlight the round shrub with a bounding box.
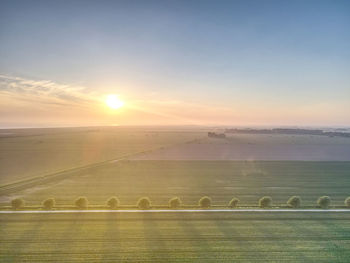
[107,197,120,209]
[287,196,301,208]
[75,197,88,209]
[259,196,272,208]
[11,198,24,209]
[199,196,211,208]
[228,198,239,208]
[137,197,151,209]
[345,197,350,208]
[42,198,55,210]
[317,196,331,209]
[169,197,182,208]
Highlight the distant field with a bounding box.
[2,161,349,207]
[0,127,204,185]
[132,134,350,161]
[1,212,349,262]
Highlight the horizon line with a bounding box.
[1,124,350,130]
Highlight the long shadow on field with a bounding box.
[141,212,171,261]
[315,219,350,261]
[214,218,256,261]
[100,213,121,262]
[54,213,87,262]
[283,219,323,262]
[215,217,314,262]
[174,213,213,261]
[252,219,309,262]
[5,214,44,262]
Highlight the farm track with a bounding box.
[0,138,203,196]
[1,209,350,214]
[0,158,117,195]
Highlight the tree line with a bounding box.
[9,196,350,210]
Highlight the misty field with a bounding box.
[132,134,350,161]
[1,160,349,207]
[0,127,204,185]
[1,212,349,262]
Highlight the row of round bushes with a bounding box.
[10,196,350,210]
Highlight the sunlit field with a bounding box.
[1,160,350,207]
[1,212,349,262]
[1,127,350,262]
[0,127,205,185]
[1,0,350,262]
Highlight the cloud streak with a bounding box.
[0,74,97,107]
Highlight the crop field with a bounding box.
[1,161,349,207]
[132,134,350,161]
[1,212,349,262]
[2,0,350,261]
[0,127,205,185]
[1,129,350,262]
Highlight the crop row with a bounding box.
[9,196,350,210]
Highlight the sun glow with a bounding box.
[105,94,124,109]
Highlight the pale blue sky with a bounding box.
[0,0,349,126]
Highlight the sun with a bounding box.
[105,94,124,109]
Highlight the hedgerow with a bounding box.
[345,197,350,208]
[107,197,120,209]
[75,197,88,209]
[42,198,55,210]
[11,198,24,209]
[137,197,151,209]
[259,196,272,208]
[287,196,301,208]
[169,197,182,208]
[199,196,211,208]
[317,196,331,209]
[228,197,239,208]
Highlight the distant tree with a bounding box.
[137,197,151,209]
[345,197,350,208]
[75,197,88,209]
[208,132,226,139]
[317,196,331,209]
[107,197,120,209]
[228,197,239,208]
[169,197,182,208]
[11,198,24,209]
[287,196,301,208]
[42,198,55,210]
[259,196,272,208]
[199,196,212,208]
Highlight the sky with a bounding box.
[0,0,349,128]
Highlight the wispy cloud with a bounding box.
[0,74,98,107]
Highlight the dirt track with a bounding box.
[1,209,350,214]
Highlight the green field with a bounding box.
[1,129,350,262]
[2,161,349,207]
[1,212,349,262]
